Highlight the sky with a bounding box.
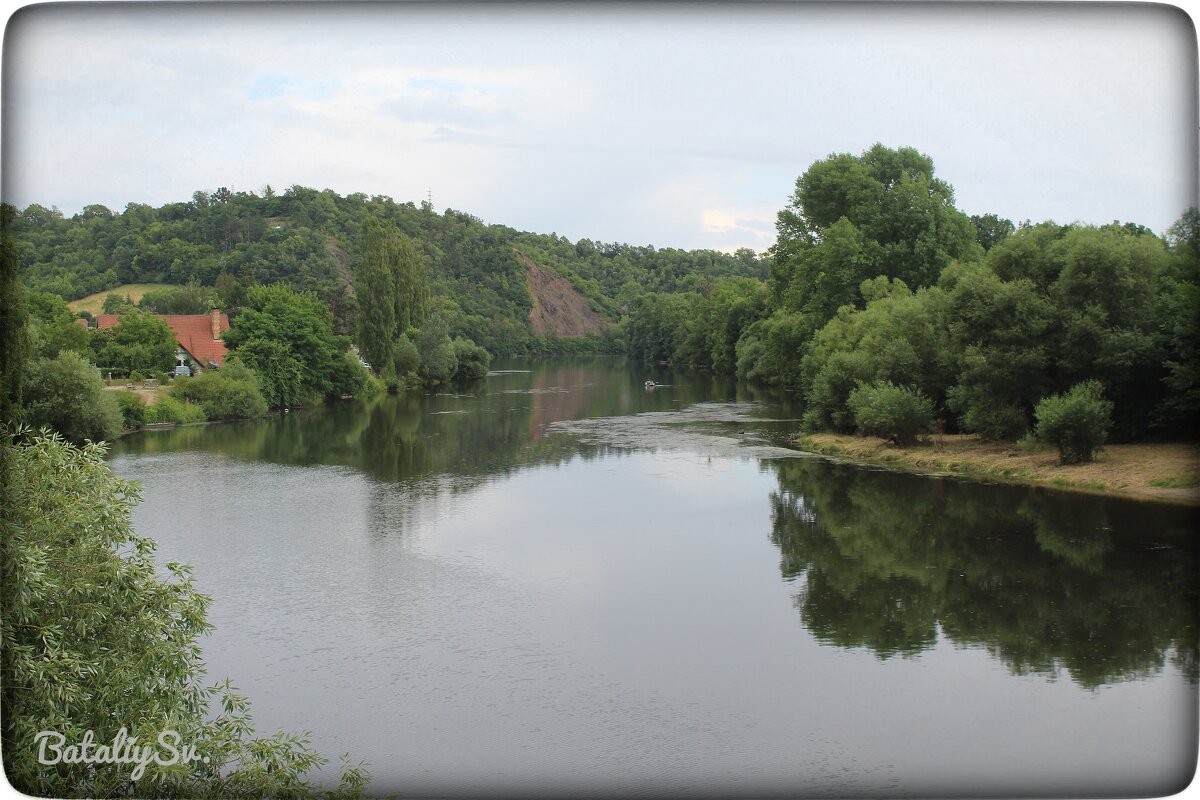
[2,2,1197,254]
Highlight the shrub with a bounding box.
[361,374,388,396]
[450,337,491,382]
[847,380,934,446]
[169,364,267,420]
[144,395,206,425]
[393,333,420,376]
[328,350,370,397]
[226,341,303,409]
[947,383,1030,440]
[23,352,122,443]
[112,389,146,429]
[1034,380,1113,464]
[416,317,456,385]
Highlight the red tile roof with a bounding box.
[95,311,231,367]
[163,313,230,367]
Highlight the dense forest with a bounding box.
[12,187,765,355]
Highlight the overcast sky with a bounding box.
[2,2,1196,253]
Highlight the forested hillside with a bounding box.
[12,188,765,355]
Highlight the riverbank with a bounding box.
[794,432,1200,505]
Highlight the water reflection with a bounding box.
[108,357,1198,793]
[111,357,1199,692]
[113,357,789,484]
[767,457,1200,688]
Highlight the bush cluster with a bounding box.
[1034,380,1113,464]
[144,395,206,425]
[23,351,122,443]
[847,380,934,446]
[111,390,146,429]
[169,362,267,420]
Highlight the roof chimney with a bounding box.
[211,308,222,340]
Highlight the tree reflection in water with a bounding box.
[767,457,1199,688]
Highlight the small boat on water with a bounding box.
[644,379,656,389]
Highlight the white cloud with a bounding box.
[3,2,1194,246]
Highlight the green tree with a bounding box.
[847,380,934,445]
[450,336,491,382]
[1,204,27,426]
[392,232,430,331]
[774,217,880,325]
[169,361,268,419]
[392,333,420,376]
[355,218,399,373]
[26,290,90,360]
[1050,227,1167,439]
[735,310,810,389]
[224,284,353,401]
[1156,209,1200,436]
[112,389,146,429]
[102,292,137,314]
[970,213,1016,252]
[227,340,304,410]
[1035,380,1114,464]
[801,278,950,432]
[2,431,369,797]
[775,143,981,298]
[940,262,1056,439]
[623,292,694,363]
[415,316,457,385]
[986,221,1070,288]
[139,280,219,314]
[215,271,248,312]
[23,351,122,443]
[93,309,179,375]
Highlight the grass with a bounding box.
[68,283,175,316]
[1149,475,1200,489]
[795,432,1200,505]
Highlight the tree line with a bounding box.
[624,144,1199,451]
[13,187,765,357]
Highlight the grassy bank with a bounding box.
[795,432,1200,505]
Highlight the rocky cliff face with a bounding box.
[519,252,609,337]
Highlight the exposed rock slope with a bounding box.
[518,251,609,337]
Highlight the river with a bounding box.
[108,356,1199,797]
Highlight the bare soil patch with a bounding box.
[518,252,609,337]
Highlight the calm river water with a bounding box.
[108,357,1198,798]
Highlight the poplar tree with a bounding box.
[354,218,398,372]
[393,233,430,331]
[356,219,430,372]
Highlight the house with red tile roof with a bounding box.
[96,309,231,369]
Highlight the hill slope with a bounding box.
[13,186,768,355]
[519,252,608,337]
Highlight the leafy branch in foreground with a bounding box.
[1,429,368,798]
